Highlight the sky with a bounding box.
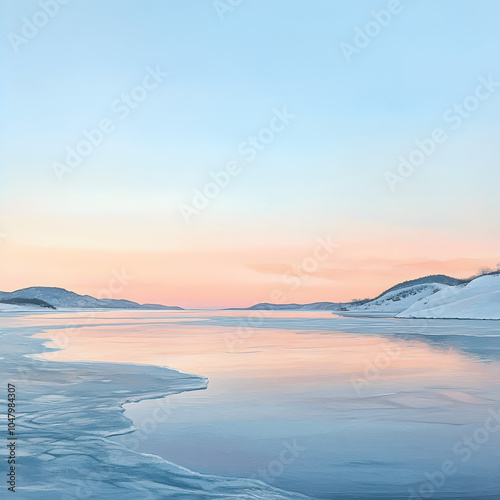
[1,0,499,307]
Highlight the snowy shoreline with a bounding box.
[340,274,500,320]
[335,311,500,321]
[0,311,310,499]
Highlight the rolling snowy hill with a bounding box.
[334,275,460,314]
[0,287,183,311]
[343,283,449,314]
[397,273,500,320]
[0,298,56,310]
[231,301,341,311]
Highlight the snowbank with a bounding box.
[0,303,44,312]
[397,274,500,320]
[345,283,448,314]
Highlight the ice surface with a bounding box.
[13,310,500,499]
[0,311,309,499]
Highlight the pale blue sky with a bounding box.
[2,1,500,211]
[1,1,499,304]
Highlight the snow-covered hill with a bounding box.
[234,301,340,311]
[0,297,56,311]
[344,283,449,314]
[0,303,41,312]
[340,275,460,314]
[336,273,499,319]
[240,276,463,313]
[0,287,183,311]
[397,274,500,320]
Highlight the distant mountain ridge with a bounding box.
[237,274,462,312]
[2,272,498,319]
[0,287,183,311]
[235,271,499,319]
[229,301,341,311]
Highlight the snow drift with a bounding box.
[397,274,500,320]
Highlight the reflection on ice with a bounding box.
[34,311,500,499]
[2,310,500,499]
[0,311,308,499]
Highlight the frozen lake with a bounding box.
[32,310,500,499]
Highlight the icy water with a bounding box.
[34,310,500,499]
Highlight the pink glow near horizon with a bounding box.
[0,228,498,307]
